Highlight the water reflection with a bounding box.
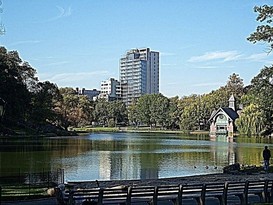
[210,135,236,168]
[0,133,272,181]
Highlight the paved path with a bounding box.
[1,198,57,205]
[0,195,263,205]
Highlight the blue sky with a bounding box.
[0,0,272,97]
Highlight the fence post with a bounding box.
[47,171,50,189]
[28,173,31,197]
[62,169,64,184]
[18,169,21,184]
[0,186,2,205]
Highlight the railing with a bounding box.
[216,129,228,135]
[0,169,64,203]
[56,179,273,205]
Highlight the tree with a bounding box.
[248,65,273,135]
[225,73,244,101]
[235,102,266,136]
[179,95,199,131]
[150,94,169,128]
[131,94,170,128]
[136,94,152,126]
[128,100,139,127]
[166,96,181,129]
[77,94,94,126]
[0,47,38,123]
[29,81,60,124]
[93,98,109,126]
[107,101,128,127]
[247,5,273,53]
[55,87,94,130]
[241,4,273,136]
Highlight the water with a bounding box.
[0,132,271,182]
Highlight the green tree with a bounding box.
[0,47,38,123]
[107,101,128,127]
[235,103,266,136]
[247,5,273,53]
[77,95,94,127]
[128,100,139,127]
[179,95,199,131]
[248,65,273,135]
[166,96,181,129]
[133,94,170,128]
[150,94,169,128]
[55,87,93,130]
[29,81,60,124]
[136,94,152,126]
[225,73,244,103]
[177,74,244,131]
[93,98,109,126]
[245,4,273,136]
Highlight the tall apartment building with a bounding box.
[99,78,121,101]
[119,48,159,106]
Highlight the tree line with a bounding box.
[0,5,272,136]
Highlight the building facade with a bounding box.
[209,95,240,137]
[99,78,121,101]
[79,88,100,100]
[119,48,159,106]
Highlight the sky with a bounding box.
[0,0,272,98]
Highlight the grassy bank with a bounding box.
[73,126,210,135]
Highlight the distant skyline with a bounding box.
[0,0,272,97]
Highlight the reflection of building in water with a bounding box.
[140,167,158,179]
[140,154,158,179]
[98,151,142,180]
[98,149,159,180]
[210,136,236,166]
[99,151,111,179]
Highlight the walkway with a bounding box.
[1,198,57,205]
[0,195,263,205]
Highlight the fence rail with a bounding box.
[56,179,273,205]
[0,169,64,203]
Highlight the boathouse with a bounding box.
[209,95,240,136]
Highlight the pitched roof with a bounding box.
[221,107,239,120]
[229,94,235,101]
[209,107,239,121]
[209,109,217,121]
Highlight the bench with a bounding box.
[55,180,273,205]
[201,182,225,205]
[151,184,180,204]
[62,186,129,205]
[223,180,272,205]
[97,186,129,205]
[246,180,270,204]
[177,183,204,205]
[267,180,273,202]
[128,185,155,204]
[223,181,247,205]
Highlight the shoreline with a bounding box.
[67,172,273,189]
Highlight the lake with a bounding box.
[0,132,272,182]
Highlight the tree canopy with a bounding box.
[247,5,273,53]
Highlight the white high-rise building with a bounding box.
[119,48,159,106]
[99,78,121,101]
